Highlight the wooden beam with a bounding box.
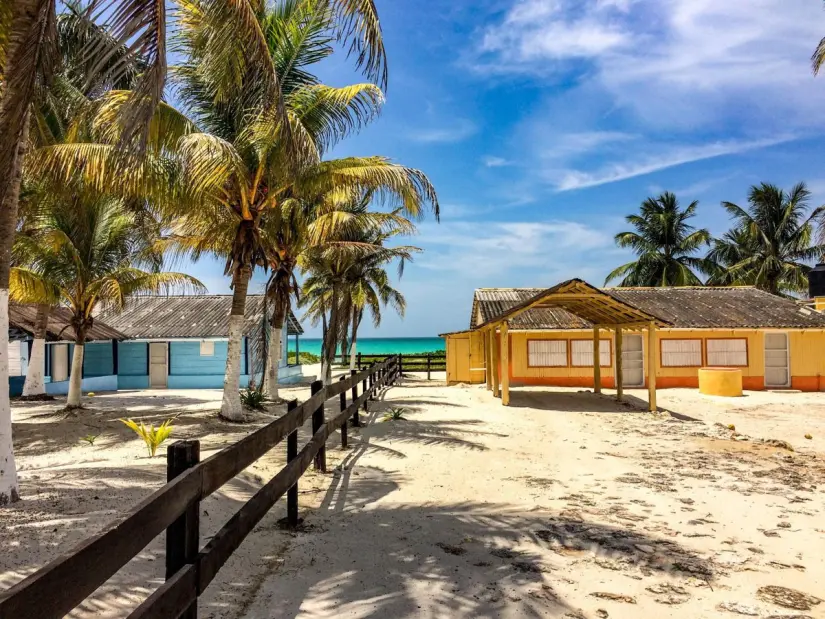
[501,321,510,406]
[485,329,493,391]
[593,326,601,394]
[647,321,657,412]
[492,327,500,398]
[615,327,623,402]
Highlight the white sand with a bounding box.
[3,378,825,618]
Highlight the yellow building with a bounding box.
[443,281,825,394]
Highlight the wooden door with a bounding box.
[51,344,68,382]
[764,333,790,388]
[149,342,168,388]
[621,334,645,387]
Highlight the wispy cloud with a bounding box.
[551,136,795,191]
[482,155,513,167]
[408,119,477,144]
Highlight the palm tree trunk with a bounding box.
[221,266,251,420]
[319,302,328,381]
[66,326,87,409]
[22,304,50,396]
[349,307,361,371]
[322,285,340,385]
[265,298,287,402]
[0,110,29,505]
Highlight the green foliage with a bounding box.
[288,351,320,364]
[80,434,100,446]
[240,388,267,411]
[120,418,174,457]
[382,406,409,422]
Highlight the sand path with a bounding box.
[240,378,825,619]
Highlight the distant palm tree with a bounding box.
[605,192,711,287]
[709,183,825,295]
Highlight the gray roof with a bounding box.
[97,295,303,339]
[10,303,127,342]
[470,286,825,330]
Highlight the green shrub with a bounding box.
[80,434,99,446]
[120,418,174,457]
[288,351,321,365]
[240,388,267,410]
[382,406,409,422]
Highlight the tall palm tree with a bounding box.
[17,193,203,408]
[605,192,711,287]
[710,183,825,295]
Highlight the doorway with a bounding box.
[51,344,69,382]
[764,332,790,388]
[621,334,645,387]
[149,342,168,388]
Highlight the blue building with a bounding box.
[10,296,303,394]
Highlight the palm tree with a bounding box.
[605,192,711,287]
[17,193,203,408]
[710,183,825,295]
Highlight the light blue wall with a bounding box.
[46,375,118,395]
[83,342,114,377]
[117,341,148,389]
[165,338,248,388]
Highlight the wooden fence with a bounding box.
[0,356,400,619]
[356,353,445,379]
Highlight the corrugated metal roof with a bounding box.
[9,303,126,342]
[97,295,304,339]
[471,286,825,330]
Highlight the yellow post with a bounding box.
[648,321,657,411]
[593,325,601,394]
[615,327,623,402]
[501,321,510,406]
[492,326,500,398]
[485,329,493,391]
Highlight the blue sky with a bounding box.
[186,0,825,338]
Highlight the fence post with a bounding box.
[311,380,326,472]
[166,440,200,619]
[427,353,431,381]
[357,352,362,370]
[339,375,348,449]
[350,369,360,426]
[362,370,368,411]
[286,399,299,527]
[398,355,403,378]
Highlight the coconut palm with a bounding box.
[16,192,204,408]
[605,192,711,287]
[710,183,825,295]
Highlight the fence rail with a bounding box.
[0,356,401,619]
[356,352,445,379]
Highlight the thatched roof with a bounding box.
[97,295,303,339]
[9,304,127,342]
[471,286,825,330]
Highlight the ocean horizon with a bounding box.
[289,337,444,356]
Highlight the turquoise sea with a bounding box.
[289,337,444,356]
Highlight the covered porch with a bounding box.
[476,279,671,412]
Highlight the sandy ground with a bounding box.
[3,375,825,618]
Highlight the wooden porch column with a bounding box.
[615,327,623,402]
[647,321,657,411]
[593,326,601,394]
[492,326,500,398]
[485,329,493,391]
[501,321,510,406]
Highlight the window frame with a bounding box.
[705,337,749,368]
[659,338,704,368]
[527,338,569,368]
[199,340,215,357]
[569,338,613,368]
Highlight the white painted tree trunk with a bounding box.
[22,338,45,396]
[221,315,245,420]
[66,343,85,408]
[266,326,281,401]
[349,341,357,371]
[0,290,20,505]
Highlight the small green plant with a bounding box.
[805,433,813,440]
[240,388,267,410]
[382,407,409,422]
[80,434,99,446]
[727,424,736,431]
[120,418,174,457]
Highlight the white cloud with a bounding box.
[550,136,795,191]
[482,155,512,167]
[408,119,476,144]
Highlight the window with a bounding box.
[200,340,215,356]
[570,339,611,367]
[660,339,702,367]
[706,338,748,367]
[528,340,568,367]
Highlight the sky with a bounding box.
[185,0,825,338]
